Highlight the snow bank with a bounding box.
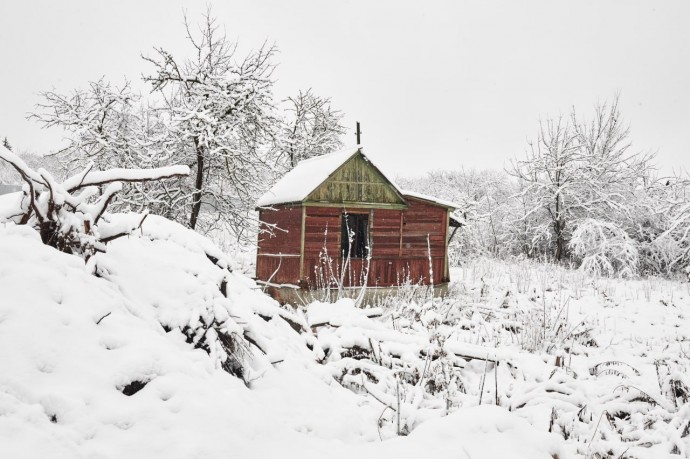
[2,219,685,458]
[0,217,571,458]
[401,405,565,458]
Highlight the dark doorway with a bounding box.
[341,213,369,259]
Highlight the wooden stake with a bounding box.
[478,354,489,405]
[494,361,499,406]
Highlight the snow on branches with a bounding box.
[0,144,189,259]
[277,89,346,168]
[509,96,654,264]
[28,78,140,173]
[28,11,346,242]
[569,218,639,277]
[141,11,278,234]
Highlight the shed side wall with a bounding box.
[256,205,303,285]
[301,200,449,288]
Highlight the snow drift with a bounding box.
[0,216,566,459]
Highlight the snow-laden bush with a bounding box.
[639,235,680,277]
[0,144,188,260]
[92,215,308,382]
[569,218,639,277]
[0,144,289,381]
[307,299,472,438]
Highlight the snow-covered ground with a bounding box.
[1,217,688,458]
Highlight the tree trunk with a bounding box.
[554,223,564,261]
[189,138,204,230]
[554,193,563,261]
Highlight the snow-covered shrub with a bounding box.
[307,298,472,438]
[638,233,680,277]
[0,144,188,260]
[569,218,639,277]
[0,146,277,380]
[305,223,373,306]
[91,214,309,382]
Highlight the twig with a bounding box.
[478,354,489,405]
[587,410,609,450]
[368,337,379,365]
[494,360,499,405]
[396,375,401,436]
[96,311,112,325]
[377,406,392,442]
[262,253,283,294]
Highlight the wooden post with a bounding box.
[398,211,404,257]
[299,206,306,281]
[444,209,450,282]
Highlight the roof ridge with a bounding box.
[294,146,359,165]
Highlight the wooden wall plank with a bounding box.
[257,206,303,255]
[258,192,453,289]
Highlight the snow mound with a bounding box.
[0,225,256,458]
[0,219,568,458]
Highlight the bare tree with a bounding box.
[277,89,345,168]
[29,79,189,223]
[26,10,351,244]
[30,78,141,172]
[142,11,278,234]
[510,117,578,260]
[510,96,653,262]
[31,12,281,241]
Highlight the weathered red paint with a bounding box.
[256,197,450,293]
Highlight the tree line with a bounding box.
[399,96,690,277]
[16,11,345,243]
[5,12,688,278]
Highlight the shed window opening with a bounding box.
[341,213,369,259]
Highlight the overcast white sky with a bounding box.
[1,0,689,178]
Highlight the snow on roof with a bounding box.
[256,147,363,207]
[256,147,460,210]
[401,190,461,209]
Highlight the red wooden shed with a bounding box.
[255,147,460,303]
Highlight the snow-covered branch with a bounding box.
[0,144,189,259]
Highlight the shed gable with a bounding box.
[305,153,406,207]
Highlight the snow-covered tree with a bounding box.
[569,218,639,277]
[27,11,349,245]
[645,175,690,274]
[142,12,278,235]
[0,144,189,259]
[277,89,345,168]
[510,117,579,260]
[31,12,280,242]
[399,96,676,277]
[29,79,188,227]
[510,96,653,262]
[30,78,141,173]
